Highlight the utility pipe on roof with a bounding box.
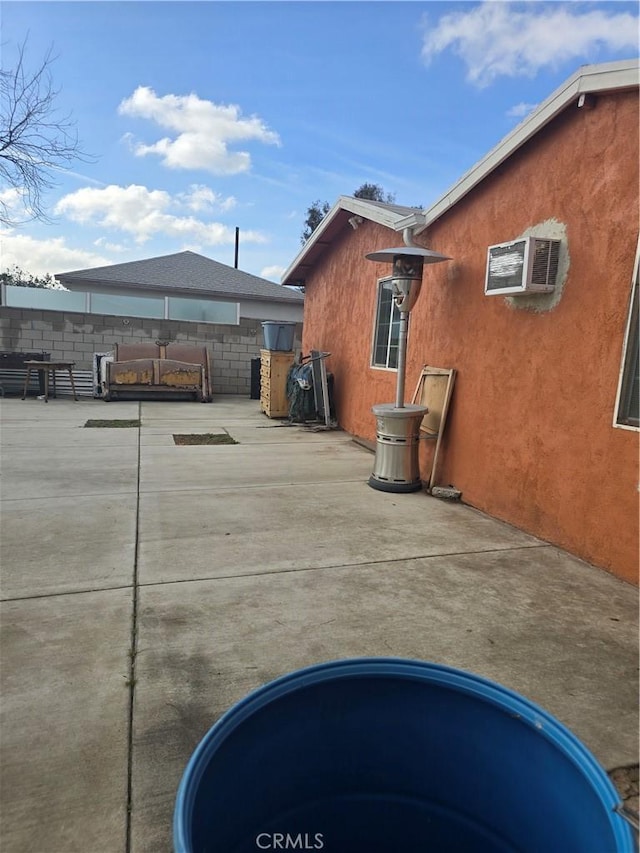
[402,227,419,248]
[395,227,418,408]
[396,227,422,407]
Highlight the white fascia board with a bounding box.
[393,211,428,231]
[576,59,640,94]
[341,197,417,230]
[281,197,349,284]
[413,59,639,235]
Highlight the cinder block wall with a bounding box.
[0,307,302,395]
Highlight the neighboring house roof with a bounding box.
[283,58,639,286]
[58,250,304,304]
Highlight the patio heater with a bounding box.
[365,244,450,492]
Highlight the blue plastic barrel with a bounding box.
[174,658,634,853]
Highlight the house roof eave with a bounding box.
[281,196,422,285]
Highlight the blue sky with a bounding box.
[1,1,637,282]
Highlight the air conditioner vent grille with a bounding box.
[531,239,560,288]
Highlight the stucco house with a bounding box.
[1,250,303,395]
[283,59,639,584]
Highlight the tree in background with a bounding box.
[300,199,330,244]
[353,183,396,203]
[0,265,58,288]
[0,39,88,226]
[301,183,396,243]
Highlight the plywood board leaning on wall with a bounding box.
[411,367,456,491]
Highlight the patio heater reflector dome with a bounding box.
[365,246,451,263]
[365,247,451,313]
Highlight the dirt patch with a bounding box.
[173,433,238,445]
[84,419,141,428]
[610,764,639,815]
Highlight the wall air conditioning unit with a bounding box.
[485,237,560,296]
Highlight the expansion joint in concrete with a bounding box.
[125,401,142,853]
[134,543,554,590]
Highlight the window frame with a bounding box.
[614,238,639,430]
[167,295,239,324]
[371,276,400,370]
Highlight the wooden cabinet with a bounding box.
[260,349,294,418]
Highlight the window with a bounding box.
[168,297,238,324]
[1,285,240,326]
[615,245,639,429]
[4,285,87,312]
[90,292,164,319]
[372,277,400,368]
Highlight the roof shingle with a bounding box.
[57,251,304,304]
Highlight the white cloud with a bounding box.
[176,184,237,213]
[260,264,286,282]
[421,3,639,87]
[118,86,281,174]
[52,168,107,188]
[93,237,129,253]
[0,231,111,278]
[0,187,32,221]
[0,188,26,207]
[54,184,267,246]
[506,101,538,118]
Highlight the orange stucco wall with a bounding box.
[302,90,639,584]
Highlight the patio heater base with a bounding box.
[368,403,428,493]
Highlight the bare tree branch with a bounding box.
[0,37,90,225]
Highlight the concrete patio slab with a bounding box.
[138,397,270,427]
[0,398,139,422]
[137,480,543,585]
[2,445,139,499]
[218,424,353,445]
[141,425,228,435]
[1,493,137,598]
[138,415,226,426]
[138,422,350,447]
[0,424,140,448]
[0,588,131,853]
[139,441,373,493]
[140,399,263,421]
[1,395,636,853]
[131,548,638,852]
